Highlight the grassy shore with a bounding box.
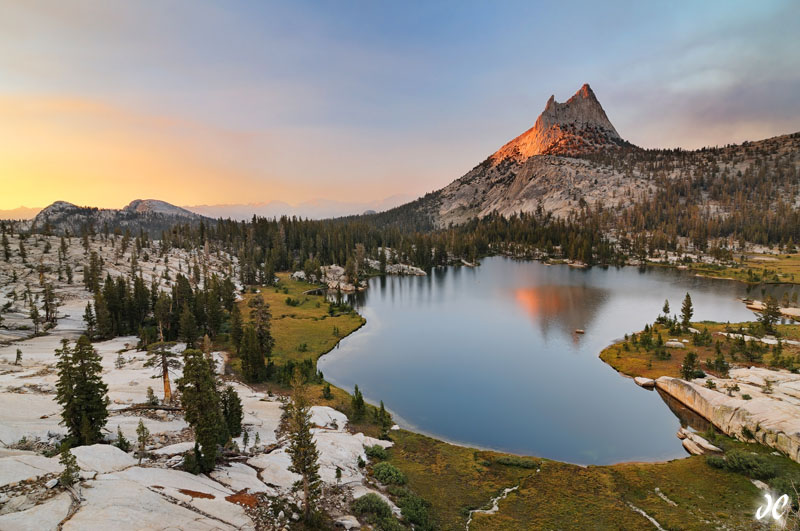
[387,430,767,530]
[686,252,800,284]
[238,272,365,364]
[600,321,800,379]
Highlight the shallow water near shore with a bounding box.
[318,256,792,465]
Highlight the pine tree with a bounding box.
[144,342,181,404]
[83,302,96,340]
[220,385,244,438]
[94,294,113,339]
[55,336,109,446]
[15,348,22,366]
[1,231,9,261]
[29,304,40,334]
[230,304,243,352]
[662,299,670,317]
[115,425,132,452]
[680,292,694,328]
[154,292,172,342]
[136,419,149,465]
[179,303,198,347]
[285,370,322,522]
[681,351,699,380]
[759,296,781,334]
[59,446,79,487]
[178,349,224,473]
[248,294,274,356]
[377,400,392,439]
[351,384,366,420]
[240,324,265,383]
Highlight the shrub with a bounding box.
[373,462,406,485]
[706,455,726,469]
[352,493,392,518]
[770,476,800,508]
[388,487,434,529]
[494,456,540,469]
[741,394,752,400]
[709,449,777,480]
[365,444,388,460]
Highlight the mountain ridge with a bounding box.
[30,198,207,236]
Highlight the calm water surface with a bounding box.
[318,257,792,465]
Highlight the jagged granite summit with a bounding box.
[32,199,205,236]
[418,83,641,226]
[490,83,627,162]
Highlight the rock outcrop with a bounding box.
[656,372,800,462]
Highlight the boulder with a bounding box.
[634,377,655,389]
[335,515,362,529]
[309,406,348,431]
[71,444,136,474]
[152,441,195,456]
[248,449,301,491]
[665,341,685,349]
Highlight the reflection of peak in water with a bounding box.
[514,285,606,336]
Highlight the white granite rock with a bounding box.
[658,373,800,462]
[63,476,241,530]
[211,463,275,495]
[0,454,62,487]
[309,406,348,431]
[0,492,72,531]
[71,444,136,474]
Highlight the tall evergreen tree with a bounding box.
[94,293,113,339]
[83,302,96,340]
[759,296,781,334]
[230,304,243,352]
[55,336,109,446]
[351,384,366,420]
[285,370,322,522]
[1,231,10,261]
[220,385,244,439]
[154,292,172,342]
[178,349,224,473]
[240,324,265,383]
[179,303,198,347]
[144,342,181,404]
[680,292,694,328]
[247,294,274,357]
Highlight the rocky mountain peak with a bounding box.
[123,199,198,218]
[490,83,627,163]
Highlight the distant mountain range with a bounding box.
[183,195,412,221]
[1,196,412,222]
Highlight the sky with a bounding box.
[1,0,799,210]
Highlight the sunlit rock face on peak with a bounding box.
[490,83,627,162]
